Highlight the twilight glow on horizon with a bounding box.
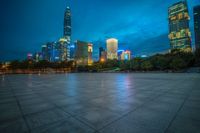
[1,0,199,61]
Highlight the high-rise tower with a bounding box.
[64,6,71,40]
[194,5,200,50]
[168,0,192,52]
[64,6,72,60]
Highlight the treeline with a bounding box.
[79,49,200,72]
[1,49,200,72]
[6,60,75,70]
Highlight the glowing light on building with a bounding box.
[118,50,125,52]
[106,38,118,60]
[70,45,75,48]
[141,55,147,58]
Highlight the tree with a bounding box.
[34,60,50,69]
[9,60,21,69]
[170,57,187,71]
[0,62,2,69]
[150,55,170,70]
[19,60,34,69]
[141,60,153,71]
[132,58,142,70]
[195,48,200,67]
[119,61,131,70]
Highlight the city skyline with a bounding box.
[1,0,199,61]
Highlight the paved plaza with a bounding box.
[0,73,200,133]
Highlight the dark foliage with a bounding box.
[6,49,199,72]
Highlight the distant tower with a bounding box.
[194,5,200,50]
[64,6,71,40]
[168,0,192,52]
[106,38,118,60]
[64,6,72,60]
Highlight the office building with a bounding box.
[168,1,192,52]
[27,53,33,60]
[58,38,70,61]
[70,44,75,60]
[121,50,131,60]
[194,5,200,49]
[106,38,118,60]
[99,47,107,62]
[99,47,104,60]
[88,44,93,66]
[34,52,42,62]
[74,40,93,66]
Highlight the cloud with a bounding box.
[131,33,170,56]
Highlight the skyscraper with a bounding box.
[99,47,107,62]
[58,38,70,61]
[64,6,71,39]
[168,0,192,52]
[99,47,104,60]
[41,45,48,61]
[194,5,200,50]
[64,6,72,60]
[74,41,93,66]
[106,38,118,60]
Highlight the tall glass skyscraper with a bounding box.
[64,6,71,39]
[194,5,200,50]
[168,0,192,52]
[64,6,72,60]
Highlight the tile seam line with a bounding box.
[163,85,195,133]
[97,86,175,132]
[28,87,98,132]
[7,78,32,133]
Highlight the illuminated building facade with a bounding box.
[106,38,118,60]
[58,38,70,61]
[64,6,71,39]
[121,50,131,60]
[194,5,200,50]
[99,47,107,62]
[74,41,93,66]
[27,53,33,60]
[88,44,93,66]
[168,1,192,52]
[34,52,42,62]
[70,44,75,60]
[64,6,72,59]
[99,47,104,60]
[42,45,48,60]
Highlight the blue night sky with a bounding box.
[0,0,199,61]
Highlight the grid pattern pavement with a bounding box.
[0,73,200,133]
